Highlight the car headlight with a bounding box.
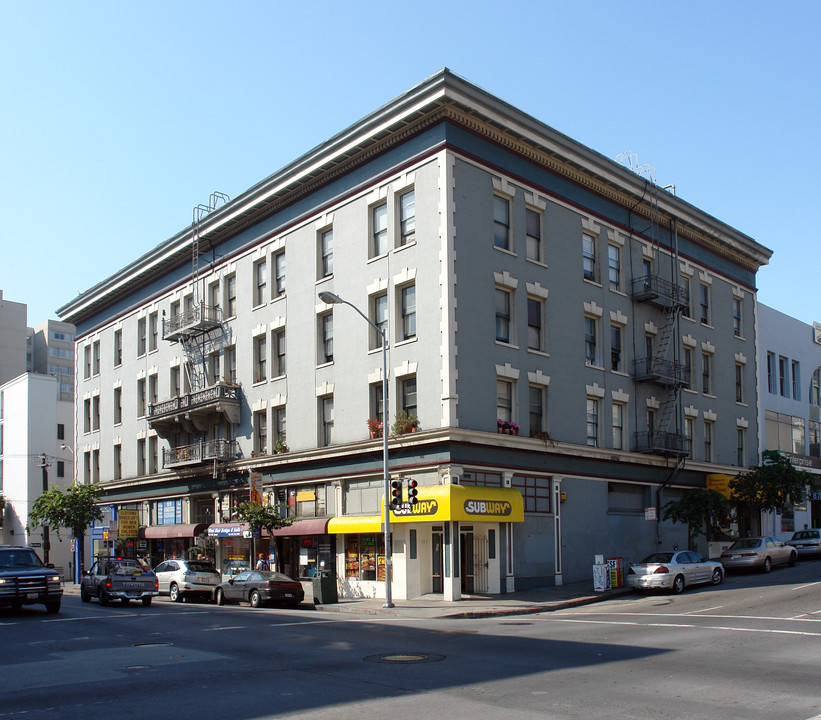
[0,578,7,585]
[48,575,61,583]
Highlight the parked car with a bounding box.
[627,550,723,594]
[786,528,821,559]
[213,570,304,608]
[720,537,797,573]
[153,559,221,602]
[80,556,158,606]
[0,545,63,613]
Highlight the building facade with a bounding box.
[757,304,821,536]
[58,70,771,599]
[31,319,76,403]
[0,373,75,575]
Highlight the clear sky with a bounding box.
[1,1,819,328]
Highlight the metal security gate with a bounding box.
[473,534,489,593]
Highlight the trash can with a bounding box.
[312,570,338,604]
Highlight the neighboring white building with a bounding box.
[0,290,28,386]
[31,319,76,402]
[0,373,75,576]
[58,70,772,598]
[757,304,821,538]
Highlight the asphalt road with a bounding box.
[2,559,820,720]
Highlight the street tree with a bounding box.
[28,482,104,541]
[729,453,810,514]
[235,500,293,563]
[663,488,732,551]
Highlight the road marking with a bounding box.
[550,617,821,637]
[793,581,821,590]
[683,605,723,614]
[203,626,245,631]
[561,610,821,624]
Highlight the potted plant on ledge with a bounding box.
[392,410,419,436]
[497,419,519,435]
[367,418,383,439]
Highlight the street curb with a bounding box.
[435,589,632,620]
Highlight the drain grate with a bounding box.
[365,652,445,664]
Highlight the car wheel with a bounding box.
[45,600,61,614]
[99,589,110,605]
[80,586,90,603]
[762,557,772,573]
[215,588,225,606]
[711,568,723,585]
[249,590,261,608]
[141,597,152,607]
[170,583,182,603]
[788,552,797,567]
[672,575,685,594]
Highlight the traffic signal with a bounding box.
[407,478,419,505]
[390,479,403,507]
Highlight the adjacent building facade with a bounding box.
[58,70,772,599]
[757,304,821,536]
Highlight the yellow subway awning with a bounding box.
[327,515,382,534]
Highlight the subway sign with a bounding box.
[464,499,513,517]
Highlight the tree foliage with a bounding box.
[729,454,810,513]
[28,483,104,540]
[663,488,731,551]
[235,501,292,536]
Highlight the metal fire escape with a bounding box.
[149,193,240,469]
[619,155,690,459]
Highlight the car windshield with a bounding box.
[637,553,675,564]
[187,562,217,573]
[0,549,43,569]
[727,538,762,550]
[258,571,296,582]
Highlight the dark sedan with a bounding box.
[213,570,304,608]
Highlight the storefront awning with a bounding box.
[143,523,209,539]
[327,485,524,534]
[388,484,524,523]
[266,518,330,537]
[328,515,383,534]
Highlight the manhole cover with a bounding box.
[365,652,445,664]
[132,642,173,647]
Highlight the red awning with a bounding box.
[266,518,330,537]
[143,523,209,539]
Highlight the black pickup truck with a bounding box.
[0,545,63,613]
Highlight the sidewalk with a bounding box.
[64,580,633,620]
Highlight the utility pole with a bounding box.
[37,454,51,565]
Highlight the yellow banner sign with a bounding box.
[706,474,732,499]
[118,510,140,538]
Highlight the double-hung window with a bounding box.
[274,252,286,297]
[254,258,267,307]
[399,190,416,246]
[274,330,286,377]
[529,385,545,434]
[497,379,513,423]
[526,208,541,261]
[527,297,543,351]
[493,195,510,250]
[607,245,621,290]
[699,283,711,324]
[735,362,744,403]
[371,293,388,349]
[732,297,743,336]
[702,352,713,395]
[582,234,596,282]
[320,229,333,278]
[612,403,625,450]
[254,335,267,383]
[586,398,599,447]
[585,316,599,365]
[320,396,334,447]
[496,288,512,344]
[319,313,333,364]
[372,203,388,256]
[401,285,416,340]
[610,324,623,372]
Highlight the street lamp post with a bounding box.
[61,443,83,585]
[318,291,394,608]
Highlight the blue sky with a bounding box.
[2,1,819,327]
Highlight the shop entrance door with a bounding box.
[431,530,444,593]
[460,530,474,594]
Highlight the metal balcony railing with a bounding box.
[163,439,237,468]
[634,431,691,458]
[162,302,223,342]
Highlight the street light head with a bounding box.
[318,291,343,305]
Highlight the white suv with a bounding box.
[153,559,221,602]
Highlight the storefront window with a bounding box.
[345,534,385,581]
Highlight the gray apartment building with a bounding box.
[58,70,771,599]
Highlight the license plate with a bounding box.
[26,593,38,600]
[198,577,213,584]
[795,544,804,548]
[284,593,293,598]
[731,554,740,559]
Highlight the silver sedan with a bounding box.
[719,537,797,573]
[627,550,723,594]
